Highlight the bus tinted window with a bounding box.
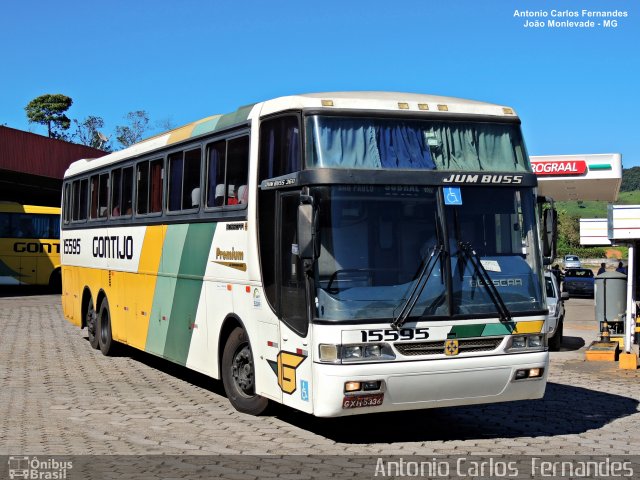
[206,136,249,208]
[136,160,163,215]
[63,183,71,224]
[183,149,201,209]
[122,167,133,215]
[227,137,249,205]
[72,179,88,221]
[111,169,122,217]
[150,159,163,213]
[90,173,109,219]
[168,149,201,212]
[168,152,183,211]
[206,141,227,207]
[0,213,59,239]
[259,116,301,181]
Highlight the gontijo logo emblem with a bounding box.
[267,351,306,394]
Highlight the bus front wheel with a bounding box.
[221,327,269,415]
[97,298,115,356]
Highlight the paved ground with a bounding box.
[0,288,639,459]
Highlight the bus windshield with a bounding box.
[306,115,529,172]
[313,185,544,321]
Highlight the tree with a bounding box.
[72,116,111,151]
[557,209,581,251]
[25,94,73,139]
[620,167,640,192]
[115,110,149,148]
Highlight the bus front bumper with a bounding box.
[311,351,548,417]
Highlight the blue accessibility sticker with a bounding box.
[444,187,463,205]
[300,380,309,401]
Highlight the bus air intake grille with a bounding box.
[394,337,504,356]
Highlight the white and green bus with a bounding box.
[62,92,551,417]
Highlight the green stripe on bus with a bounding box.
[191,115,222,138]
[215,104,255,131]
[449,324,486,338]
[163,222,216,365]
[145,224,189,356]
[481,323,515,336]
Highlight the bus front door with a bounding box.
[278,192,313,413]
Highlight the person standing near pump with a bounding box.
[597,262,606,275]
[616,261,628,275]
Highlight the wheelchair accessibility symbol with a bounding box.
[444,187,463,205]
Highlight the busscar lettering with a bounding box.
[92,236,134,259]
[13,242,61,254]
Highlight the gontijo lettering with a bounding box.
[92,236,134,259]
[13,242,60,254]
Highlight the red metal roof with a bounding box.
[0,126,107,179]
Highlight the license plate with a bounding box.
[342,393,384,409]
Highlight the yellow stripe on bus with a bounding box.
[126,225,167,350]
[513,320,545,334]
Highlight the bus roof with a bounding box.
[64,91,518,178]
[0,203,60,214]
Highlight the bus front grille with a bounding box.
[394,337,504,356]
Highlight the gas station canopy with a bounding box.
[531,154,622,202]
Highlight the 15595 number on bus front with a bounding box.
[360,328,429,342]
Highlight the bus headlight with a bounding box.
[343,345,363,360]
[318,343,395,363]
[507,334,546,351]
[527,335,544,348]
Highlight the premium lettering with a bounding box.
[216,247,244,261]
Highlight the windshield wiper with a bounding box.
[391,245,443,330]
[457,242,512,323]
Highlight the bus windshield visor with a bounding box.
[313,186,544,321]
[306,116,529,172]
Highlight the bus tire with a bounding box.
[48,269,62,293]
[549,318,563,351]
[86,297,100,350]
[221,327,269,415]
[97,298,115,356]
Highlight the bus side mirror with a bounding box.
[542,207,557,264]
[297,201,315,261]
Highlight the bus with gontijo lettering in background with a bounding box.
[0,203,61,288]
[61,92,556,417]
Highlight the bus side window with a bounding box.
[111,168,122,217]
[122,166,133,215]
[168,148,201,212]
[259,115,301,182]
[63,183,71,224]
[149,159,163,213]
[0,213,10,237]
[89,175,99,219]
[206,141,226,208]
[137,161,150,215]
[72,179,89,222]
[226,136,249,206]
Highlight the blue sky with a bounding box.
[1,0,638,166]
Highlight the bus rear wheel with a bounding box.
[221,327,269,415]
[97,298,115,356]
[86,297,99,350]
